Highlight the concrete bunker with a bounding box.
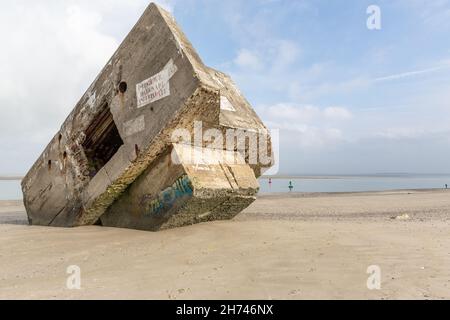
[82,103,124,178]
[21,3,273,231]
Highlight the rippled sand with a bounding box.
[0,189,449,300]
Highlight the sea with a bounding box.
[1,174,450,200]
[259,174,450,194]
[0,180,23,200]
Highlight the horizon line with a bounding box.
[2,172,450,181]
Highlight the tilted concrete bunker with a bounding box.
[21,3,273,231]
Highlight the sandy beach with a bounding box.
[0,189,449,300]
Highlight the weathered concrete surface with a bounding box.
[21,3,272,231]
[101,144,259,231]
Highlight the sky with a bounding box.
[0,0,449,175]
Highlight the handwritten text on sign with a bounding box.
[136,68,170,108]
[136,59,178,109]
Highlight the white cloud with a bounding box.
[375,127,428,140]
[256,103,352,148]
[234,49,263,70]
[323,107,353,120]
[374,64,450,82]
[272,40,301,72]
[0,12,113,173]
[0,3,118,134]
[156,0,176,12]
[233,40,300,74]
[266,104,319,122]
[401,0,450,29]
[0,1,176,173]
[288,76,372,102]
[293,126,344,148]
[260,104,353,123]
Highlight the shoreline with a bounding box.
[3,174,450,181]
[258,188,449,198]
[260,174,450,180]
[1,188,449,203]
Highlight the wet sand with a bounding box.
[0,189,449,300]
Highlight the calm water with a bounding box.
[1,175,450,200]
[259,175,450,194]
[0,180,22,200]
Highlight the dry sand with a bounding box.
[0,189,449,300]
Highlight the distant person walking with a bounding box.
[289,181,294,192]
[446,184,448,189]
[269,178,272,189]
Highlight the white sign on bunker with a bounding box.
[136,59,178,109]
[136,68,170,108]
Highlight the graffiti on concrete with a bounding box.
[143,175,193,216]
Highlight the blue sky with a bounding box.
[0,0,449,175]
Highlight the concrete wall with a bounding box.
[21,3,271,230]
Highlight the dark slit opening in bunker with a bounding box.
[82,103,124,178]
